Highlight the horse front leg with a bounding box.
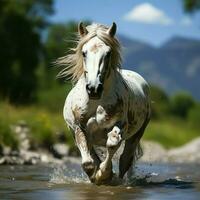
[74,126,100,182]
[95,126,122,184]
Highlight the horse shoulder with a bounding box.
[63,79,89,129]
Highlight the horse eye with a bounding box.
[84,71,88,76]
[82,51,87,57]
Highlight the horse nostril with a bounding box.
[86,84,90,91]
[86,84,95,94]
[97,84,103,94]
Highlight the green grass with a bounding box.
[37,83,72,112]
[144,118,200,148]
[0,101,74,150]
[0,100,200,151]
[0,118,18,150]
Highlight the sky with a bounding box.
[50,0,200,46]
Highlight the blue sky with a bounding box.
[50,0,200,46]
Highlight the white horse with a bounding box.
[57,22,151,184]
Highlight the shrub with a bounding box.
[188,104,200,129]
[0,119,18,150]
[170,92,195,118]
[150,85,170,119]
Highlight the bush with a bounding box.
[150,85,170,119]
[170,92,195,118]
[0,101,74,151]
[0,119,18,150]
[188,104,200,129]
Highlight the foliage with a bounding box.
[188,104,200,129]
[0,118,18,150]
[169,92,195,118]
[0,101,74,150]
[144,118,200,148]
[150,85,170,119]
[37,83,72,112]
[183,0,200,12]
[0,0,53,104]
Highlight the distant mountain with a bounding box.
[118,35,200,100]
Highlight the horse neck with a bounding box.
[103,69,120,97]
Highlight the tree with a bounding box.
[150,85,170,118]
[188,104,200,128]
[170,92,195,118]
[183,0,200,12]
[0,0,53,104]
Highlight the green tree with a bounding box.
[188,104,200,129]
[170,92,195,118]
[150,85,170,119]
[0,0,53,104]
[183,0,200,12]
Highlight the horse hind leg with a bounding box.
[119,114,150,179]
[119,120,149,179]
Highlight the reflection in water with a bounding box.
[0,163,200,200]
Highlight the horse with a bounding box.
[57,22,151,185]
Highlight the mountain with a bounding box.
[118,35,200,100]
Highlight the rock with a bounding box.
[140,141,167,163]
[3,146,12,156]
[12,120,30,151]
[10,150,20,156]
[20,150,40,165]
[140,138,200,163]
[40,154,49,163]
[52,143,70,158]
[0,156,24,165]
[167,137,200,163]
[0,157,5,164]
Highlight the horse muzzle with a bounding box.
[86,83,103,99]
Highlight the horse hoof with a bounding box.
[95,170,113,185]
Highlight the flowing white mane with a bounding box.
[56,23,122,83]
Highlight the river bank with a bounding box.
[1,136,200,165]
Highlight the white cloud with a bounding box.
[180,16,193,26]
[123,3,173,25]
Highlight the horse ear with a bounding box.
[107,22,117,37]
[78,22,88,37]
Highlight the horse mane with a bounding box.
[56,23,122,83]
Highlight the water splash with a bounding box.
[49,165,89,185]
[49,163,195,189]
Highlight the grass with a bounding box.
[0,100,199,151]
[144,118,200,149]
[0,101,74,150]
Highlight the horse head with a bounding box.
[79,22,117,99]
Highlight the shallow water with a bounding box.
[0,162,200,200]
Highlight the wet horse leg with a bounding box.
[95,126,122,184]
[74,126,99,182]
[119,116,150,179]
